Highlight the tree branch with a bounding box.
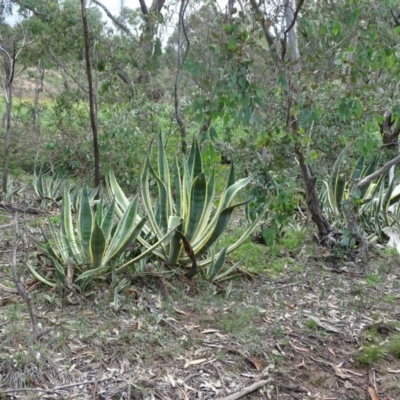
[284,0,306,34]
[91,0,134,37]
[390,9,400,27]
[10,215,39,341]
[10,0,49,20]
[139,0,149,16]
[356,154,400,189]
[248,0,276,53]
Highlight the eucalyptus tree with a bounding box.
[242,0,400,257]
[91,0,166,86]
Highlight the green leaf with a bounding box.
[330,147,347,212]
[352,155,364,181]
[90,222,106,270]
[207,245,228,281]
[78,186,93,260]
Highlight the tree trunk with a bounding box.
[0,46,14,199]
[138,0,166,83]
[284,0,334,240]
[33,60,44,137]
[81,0,101,191]
[174,0,189,155]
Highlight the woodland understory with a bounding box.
[1,0,400,399]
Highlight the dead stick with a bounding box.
[0,378,112,394]
[10,214,39,341]
[216,379,270,400]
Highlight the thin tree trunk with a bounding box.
[174,0,189,154]
[0,46,14,199]
[33,59,44,137]
[248,0,333,241]
[284,0,333,240]
[81,0,101,190]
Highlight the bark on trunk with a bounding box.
[33,60,44,137]
[284,0,334,241]
[174,0,189,155]
[81,0,101,191]
[0,46,14,199]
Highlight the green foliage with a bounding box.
[387,335,400,359]
[98,101,175,189]
[29,187,166,291]
[355,346,384,367]
[109,134,264,272]
[305,318,318,331]
[0,175,24,202]
[204,246,247,283]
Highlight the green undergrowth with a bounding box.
[217,225,308,275]
[355,323,400,368]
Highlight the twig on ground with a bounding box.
[0,282,17,293]
[224,347,261,370]
[278,384,309,393]
[216,379,270,400]
[368,370,380,400]
[0,203,47,214]
[0,378,113,394]
[10,214,39,341]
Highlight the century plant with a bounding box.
[320,148,400,240]
[33,167,66,206]
[108,134,264,273]
[29,187,172,290]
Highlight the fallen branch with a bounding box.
[0,378,112,394]
[0,203,47,214]
[10,215,39,341]
[216,379,270,400]
[0,282,17,293]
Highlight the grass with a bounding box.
[305,318,319,331]
[217,226,307,276]
[217,227,269,273]
[355,346,385,367]
[387,335,400,359]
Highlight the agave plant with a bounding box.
[320,148,400,238]
[29,187,172,290]
[203,245,247,283]
[108,135,264,272]
[33,168,67,205]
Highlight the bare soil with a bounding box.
[0,205,400,400]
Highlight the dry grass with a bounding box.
[1,204,400,399]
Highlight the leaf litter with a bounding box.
[0,211,400,399]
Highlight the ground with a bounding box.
[1,205,400,400]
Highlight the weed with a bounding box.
[372,312,381,321]
[365,274,380,286]
[350,283,365,296]
[279,229,307,252]
[49,215,61,224]
[291,265,304,273]
[206,306,261,343]
[217,227,268,274]
[0,213,9,224]
[310,377,325,388]
[355,346,384,367]
[387,335,400,359]
[267,257,293,276]
[385,295,396,303]
[272,326,285,339]
[305,318,318,331]
[364,328,379,343]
